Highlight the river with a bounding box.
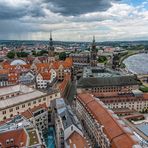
[123,53,148,74]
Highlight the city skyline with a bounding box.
[0,0,148,41]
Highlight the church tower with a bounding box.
[48,31,55,57]
[90,36,97,67]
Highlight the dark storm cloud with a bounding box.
[0,0,121,20]
[46,0,121,16]
[0,1,45,20]
[0,4,27,19]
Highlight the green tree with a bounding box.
[7,51,15,59]
[59,52,66,60]
[98,56,107,63]
[16,52,29,58]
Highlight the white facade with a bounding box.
[0,85,61,121]
[36,69,56,89]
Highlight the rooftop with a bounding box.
[10,59,26,66]
[0,128,27,148]
[77,93,141,148]
[77,67,141,88]
[0,85,34,96]
[67,131,89,148]
[83,67,122,78]
[0,85,46,110]
[28,128,40,146]
[78,74,141,88]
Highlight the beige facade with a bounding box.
[0,93,60,121]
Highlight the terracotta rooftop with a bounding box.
[0,69,9,75]
[0,128,27,147]
[59,74,71,94]
[21,110,33,119]
[30,103,47,113]
[40,72,51,80]
[21,103,47,119]
[67,131,89,148]
[77,93,138,148]
[143,93,148,100]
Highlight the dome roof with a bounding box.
[10,59,26,65]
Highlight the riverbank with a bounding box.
[122,53,148,75]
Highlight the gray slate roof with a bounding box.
[77,75,141,88]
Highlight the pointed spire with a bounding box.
[93,35,95,43]
[50,31,52,40]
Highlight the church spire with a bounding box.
[48,31,54,57]
[92,35,96,50]
[50,31,52,40]
[93,35,95,44]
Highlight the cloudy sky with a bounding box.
[0,0,148,41]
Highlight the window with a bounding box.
[22,104,25,108]
[43,98,46,101]
[33,101,36,104]
[9,108,13,112]
[16,106,19,110]
[38,99,41,103]
[2,110,6,114]
[28,102,31,106]
[6,139,10,145]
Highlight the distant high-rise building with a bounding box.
[90,36,97,66]
[48,31,55,57]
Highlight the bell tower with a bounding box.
[48,31,55,57]
[90,36,97,67]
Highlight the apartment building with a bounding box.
[0,84,60,121]
[52,98,89,148]
[22,103,48,132]
[0,115,45,148]
[94,92,148,112]
[77,67,141,94]
[36,69,56,89]
[75,93,142,148]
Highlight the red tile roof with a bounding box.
[21,103,47,119]
[67,132,89,148]
[0,69,9,75]
[21,110,33,119]
[30,103,48,113]
[0,128,27,147]
[40,72,51,80]
[143,93,148,100]
[59,74,71,94]
[77,93,138,148]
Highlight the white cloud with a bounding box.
[0,0,148,41]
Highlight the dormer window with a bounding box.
[6,139,10,145]
[10,138,14,144]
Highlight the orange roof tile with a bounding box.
[21,103,47,119]
[77,93,137,148]
[143,93,148,100]
[30,103,48,113]
[21,110,33,119]
[67,132,89,148]
[0,129,27,147]
[59,74,71,94]
[64,57,73,68]
[40,72,51,80]
[0,69,9,75]
[36,63,49,71]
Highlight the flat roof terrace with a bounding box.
[0,85,46,110]
[0,85,34,97]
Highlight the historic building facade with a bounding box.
[75,93,141,148]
